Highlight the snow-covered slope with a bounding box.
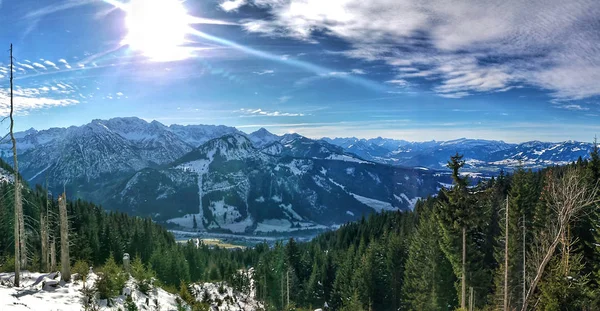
[0,271,261,311]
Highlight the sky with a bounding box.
[0,0,599,143]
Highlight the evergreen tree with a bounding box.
[436,153,476,309]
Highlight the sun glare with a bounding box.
[122,0,192,61]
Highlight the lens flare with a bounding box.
[122,0,191,61]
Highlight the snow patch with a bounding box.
[350,193,396,212]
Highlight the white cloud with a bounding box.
[43,60,59,69]
[58,59,72,69]
[32,62,47,70]
[351,69,366,75]
[18,62,35,70]
[236,0,600,101]
[386,79,409,87]
[220,0,246,12]
[253,69,274,75]
[558,104,589,111]
[238,108,305,117]
[0,86,79,116]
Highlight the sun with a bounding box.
[122,0,192,61]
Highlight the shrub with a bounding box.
[131,256,154,295]
[72,259,90,284]
[96,255,127,303]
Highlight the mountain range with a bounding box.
[322,137,596,172]
[0,117,594,234]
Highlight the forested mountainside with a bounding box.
[108,133,447,232]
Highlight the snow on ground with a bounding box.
[220,216,254,233]
[0,270,262,311]
[254,219,326,233]
[280,203,303,221]
[0,167,14,184]
[350,193,397,212]
[325,154,370,164]
[167,213,202,228]
[255,219,292,232]
[192,281,262,311]
[398,193,421,210]
[0,271,179,311]
[175,158,213,230]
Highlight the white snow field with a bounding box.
[0,270,261,311]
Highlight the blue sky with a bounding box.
[0,0,599,142]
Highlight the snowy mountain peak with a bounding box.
[248,127,280,148]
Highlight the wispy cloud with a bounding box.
[233,0,600,101]
[253,69,274,75]
[0,86,79,116]
[238,108,305,117]
[558,104,589,111]
[278,95,292,103]
[25,0,96,19]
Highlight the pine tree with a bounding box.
[436,153,475,309]
[404,203,457,310]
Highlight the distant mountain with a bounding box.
[0,117,242,203]
[107,134,446,233]
[2,118,590,233]
[323,136,596,172]
[248,128,280,148]
[0,118,450,233]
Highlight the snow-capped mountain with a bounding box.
[107,133,445,233]
[0,117,242,203]
[248,127,281,148]
[324,136,597,172]
[2,118,592,233]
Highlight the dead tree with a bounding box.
[40,181,50,271]
[59,193,70,281]
[504,196,509,311]
[9,44,25,285]
[521,168,599,311]
[50,237,56,271]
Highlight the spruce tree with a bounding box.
[436,153,475,309]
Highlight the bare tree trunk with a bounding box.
[504,196,509,311]
[462,226,467,310]
[521,230,561,311]
[522,214,526,309]
[40,211,47,272]
[9,44,24,286]
[59,193,70,282]
[469,287,474,311]
[50,237,56,271]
